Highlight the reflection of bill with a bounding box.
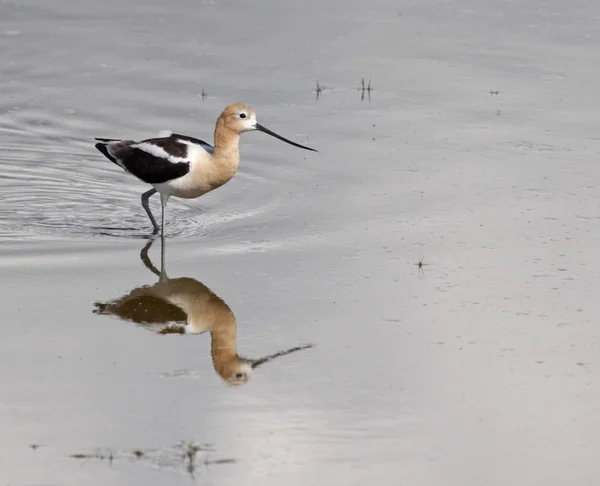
[93,239,314,386]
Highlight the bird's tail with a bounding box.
[94,141,118,164]
[94,138,136,168]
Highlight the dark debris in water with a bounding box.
[415,255,427,273]
[68,442,236,476]
[359,77,373,101]
[209,458,236,465]
[314,80,331,100]
[69,449,114,465]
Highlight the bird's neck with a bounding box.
[213,121,240,171]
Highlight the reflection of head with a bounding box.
[214,358,253,386]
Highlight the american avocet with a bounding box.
[94,103,317,236]
[93,240,314,385]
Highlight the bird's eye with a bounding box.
[235,372,244,379]
[239,113,247,119]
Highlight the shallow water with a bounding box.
[2,0,600,484]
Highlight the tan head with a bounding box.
[217,103,318,152]
[218,103,257,134]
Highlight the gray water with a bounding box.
[2,0,600,484]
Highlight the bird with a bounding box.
[94,103,317,237]
[93,239,315,385]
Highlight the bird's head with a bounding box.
[219,103,317,152]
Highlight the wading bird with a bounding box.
[94,103,317,237]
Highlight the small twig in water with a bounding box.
[415,255,427,273]
[185,442,201,477]
[359,77,373,101]
[69,449,112,462]
[315,81,329,100]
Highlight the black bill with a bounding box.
[251,343,315,369]
[255,123,318,152]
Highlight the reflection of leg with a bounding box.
[141,188,159,233]
[140,239,160,277]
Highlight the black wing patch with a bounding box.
[95,140,190,184]
[119,146,190,184]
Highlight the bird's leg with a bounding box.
[160,228,166,276]
[141,188,159,233]
[159,193,169,272]
[160,194,168,239]
[159,237,167,281]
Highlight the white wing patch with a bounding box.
[157,129,173,138]
[178,138,214,157]
[132,139,213,165]
[133,142,189,163]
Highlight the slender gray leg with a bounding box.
[141,188,159,233]
[161,198,166,238]
[159,193,169,272]
[160,232,166,277]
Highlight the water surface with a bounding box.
[2,0,600,484]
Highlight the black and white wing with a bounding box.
[94,133,214,184]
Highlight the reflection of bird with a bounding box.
[93,239,314,385]
[94,103,317,237]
